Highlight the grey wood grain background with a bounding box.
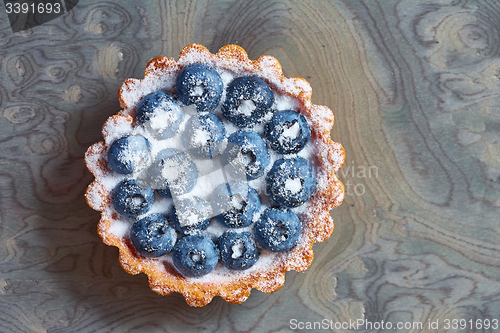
[1,0,499,332]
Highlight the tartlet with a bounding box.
[85,44,345,307]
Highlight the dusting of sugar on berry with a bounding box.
[237,99,256,117]
[231,240,245,259]
[284,177,302,194]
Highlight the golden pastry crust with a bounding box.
[85,44,345,307]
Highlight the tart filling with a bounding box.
[85,44,345,307]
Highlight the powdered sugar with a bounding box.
[108,219,131,238]
[281,121,301,141]
[237,99,256,117]
[148,111,178,134]
[192,84,204,97]
[231,239,245,259]
[190,127,211,147]
[285,177,302,194]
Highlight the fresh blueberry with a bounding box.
[211,183,261,228]
[136,91,174,123]
[145,149,197,198]
[254,208,301,252]
[264,110,311,154]
[176,63,223,113]
[182,113,226,158]
[221,131,270,180]
[136,91,184,139]
[108,135,150,174]
[156,187,172,199]
[172,235,219,277]
[266,157,316,208]
[130,214,176,257]
[222,76,274,127]
[112,179,154,219]
[169,196,212,235]
[217,231,259,270]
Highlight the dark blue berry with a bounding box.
[266,157,316,208]
[182,113,226,158]
[169,196,212,235]
[254,208,301,252]
[221,131,270,180]
[264,110,311,154]
[130,214,176,257]
[172,235,219,277]
[156,188,171,199]
[136,91,184,138]
[217,231,259,270]
[108,135,150,174]
[176,63,223,113]
[112,179,154,218]
[222,76,274,127]
[211,183,260,228]
[145,149,197,198]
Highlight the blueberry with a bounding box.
[264,110,311,154]
[170,196,212,235]
[112,179,154,218]
[172,235,219,277]
[145,149,197,198]
[221,131,270,180]
[182,113,226,158]
[211,183,260,228]
[266,157,316,208]
[130,214,176,257]
[217,231,259,270]
[156,188,172,199]
[136,91,184,139]
[222,76,274,127]
[108,135,150,174]
[254,208,301,252]
[176,63,223,113]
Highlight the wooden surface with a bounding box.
[1,0,499,332]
